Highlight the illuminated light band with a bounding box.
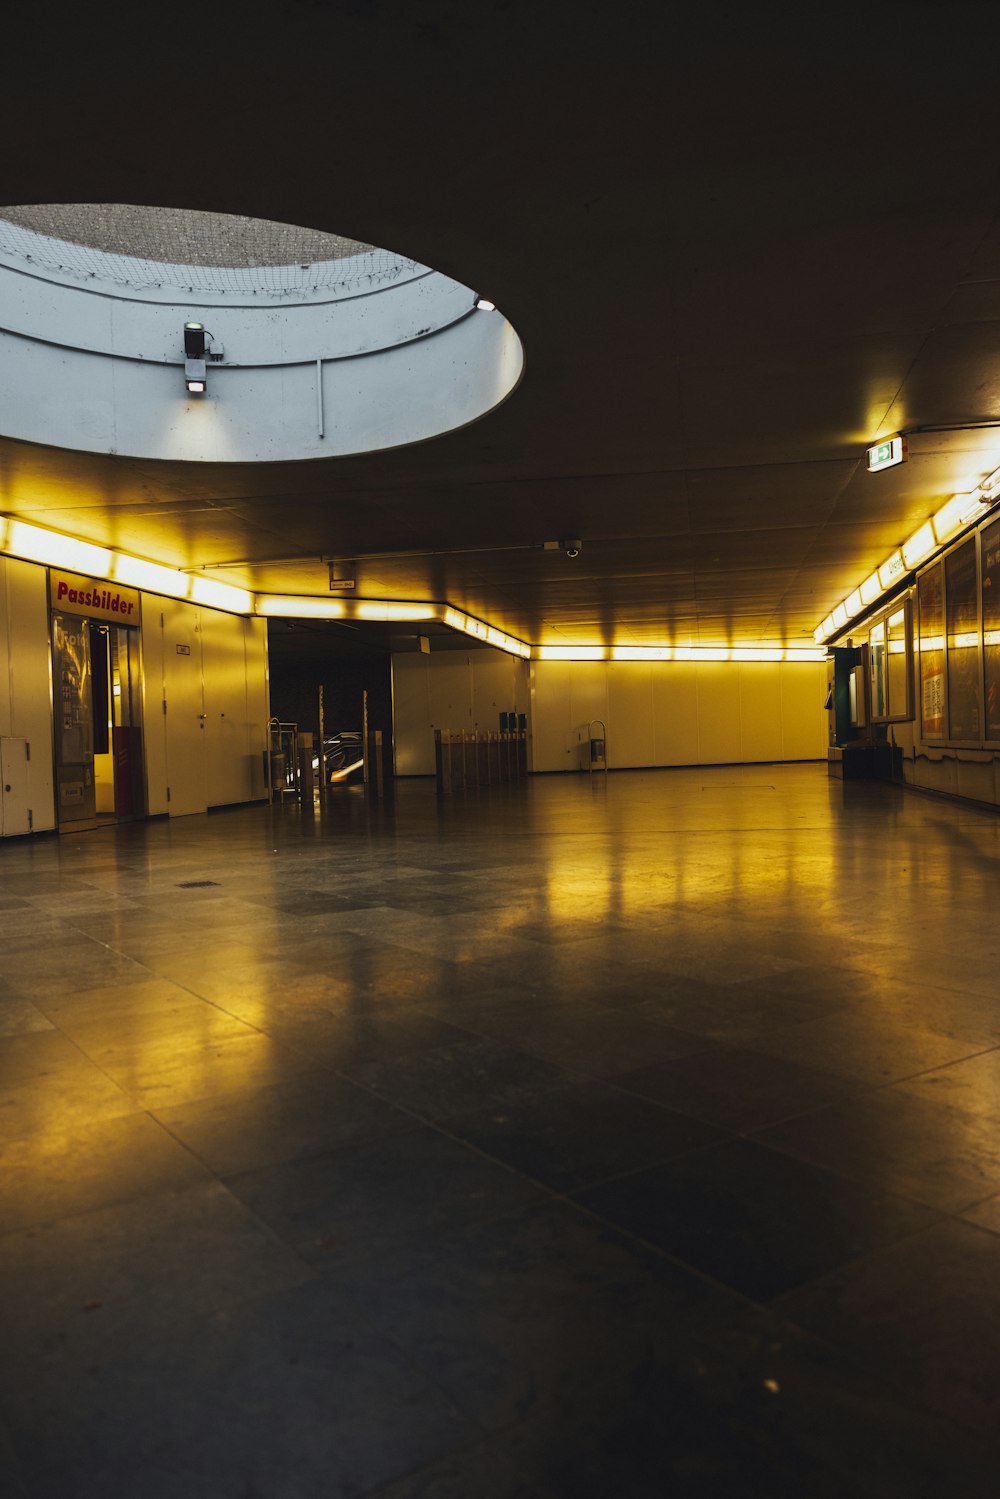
[0,519,825,663]
[814,460,1000,644]
[443,607,531,658]
[538,644,826,663]
[1,517,253,613]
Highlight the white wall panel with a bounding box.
[141,595,268,816]
[392,650,529,776]
[471,653,526,731]
[607,665,654,767]
[696,664,742,765]
[779,662,828,759]
[244,617,270,801]
[202,609,254,807]
[739,664,784,763]
[651,669,700,765]
[529,662,574,772]
[139,595,169,815]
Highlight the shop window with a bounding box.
[868,601,912,722]
[983,518,1000,740]
[917,563,945,738]
[945,538,980,740]
[869,619,886,717]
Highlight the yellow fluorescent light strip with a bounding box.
[443,607,531,658]
[2,518,253,613]
[541,644,825,663]
[817,459,1000,643]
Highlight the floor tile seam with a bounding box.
[769,1298,1000,1449]
[566,1121,951,1237]
[355,1426,557,1499]
[769,1218,1000,1443]
[734,1120,1000,1219]
[553,1184,786,1309]
[601,1074,869,1135]
[949,1189,1000,1228]
[731,1031,1000,1089]
[2,1002,174,1103]
[319,1068,585,1205]
[0,1148,323,1261]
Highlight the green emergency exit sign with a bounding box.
[867,435,906,471]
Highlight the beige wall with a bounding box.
[0,557,56,832]
[142,596,269,815]
[391,649,827,776]
[529,659,827,772]
[392,649,530,775]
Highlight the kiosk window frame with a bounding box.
[867,598,914,724]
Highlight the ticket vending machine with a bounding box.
[826,645,874,778]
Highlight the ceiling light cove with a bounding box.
[815,459,1000,645]
[0,206,524,463]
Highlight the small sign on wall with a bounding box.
[176,643,191,655]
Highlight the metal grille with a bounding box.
[0,205,420,298]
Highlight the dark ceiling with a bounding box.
[3,0,1000,647]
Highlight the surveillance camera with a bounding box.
[561,539,582,558]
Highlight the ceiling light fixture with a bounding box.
[183,321,210,394]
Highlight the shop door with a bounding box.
[0,737,31,836]
[111,626,144,819]
[161,601,207,816]
[52,612,96,824]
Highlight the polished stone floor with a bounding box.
[2,764,1000,1496]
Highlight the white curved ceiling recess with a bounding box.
[0,207,523,462]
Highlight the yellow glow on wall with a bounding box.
[950,631,980,649]
[6,520,112,575]
[611,646,673,660]
[919,634,944,651]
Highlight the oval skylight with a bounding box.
[0,205,523,462]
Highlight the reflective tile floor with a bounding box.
[2,764,1000,1496]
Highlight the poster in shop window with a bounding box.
[983,519,1000,739]
[946,540,980,739]
[918,564,945,737]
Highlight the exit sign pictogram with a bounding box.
[867,436,906,472]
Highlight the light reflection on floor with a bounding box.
[1,764,999,1496]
